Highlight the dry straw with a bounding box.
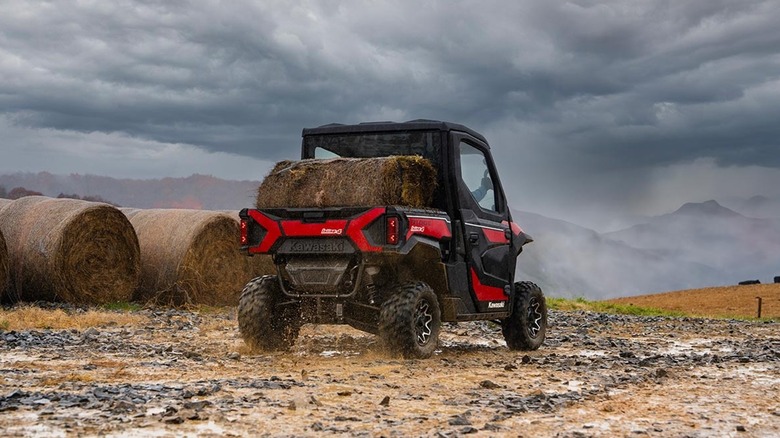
[123,209,273,307]
[256,156,437,209]
[0,218,8,302]
[0,198,9,300]
[0,196,140,304]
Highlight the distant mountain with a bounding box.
[0,172,261,210]
[670,199,742,218]
[721,195,780,219]
[605,200,780,286]
[513,210,724,299]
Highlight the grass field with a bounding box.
[603,283,780,320]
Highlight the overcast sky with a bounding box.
[2,0,780,229]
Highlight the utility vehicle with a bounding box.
[238,120,547,358]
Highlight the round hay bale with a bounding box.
[125,209,270,306]
[0,227,8,302]
[0,198,10,302]
[0,199,10,300]
[0,196,141,304]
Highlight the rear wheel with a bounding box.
[237,275,301,351]
[501,281,547,351]
[379,282,441,359]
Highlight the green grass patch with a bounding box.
[548,297,780,321]
[547,297,687,318]
[101,302,142,312]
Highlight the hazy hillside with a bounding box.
[722,195,780,219]
[0,172,260,210]
[515,201,780,299]
[513,210,723,299]
[606,200,780,283]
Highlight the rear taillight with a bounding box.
[240,219,248,245]
[386,216,399,245]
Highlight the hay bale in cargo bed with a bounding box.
[0,196,140,304]
[124,209,269,306]
[256,156,437,209]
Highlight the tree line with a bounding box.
[0,185,116,205]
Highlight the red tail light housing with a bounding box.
[386,216,399,245]
[239,219,249,245]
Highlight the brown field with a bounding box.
[607,283,780,319]
[0,305,146,331]
[1,286,779,436]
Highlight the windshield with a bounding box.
[302,131,441,163]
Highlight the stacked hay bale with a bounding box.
[0,201,8,301]
[0,229,7,301]
[256,156,437,208]
[0,199,9,300]
[124,209,269,306]
[0,196,140,304]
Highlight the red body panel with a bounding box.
[346,207,386,252]
[247,210,282,253]
[281,220,348,237]
[248,208,387,254]
[481,227,508,244]
[470,267,507,302]
[406,216,452,241]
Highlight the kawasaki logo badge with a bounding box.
[290,241,346,252]
[487,301,506,309]
[410,225,426,233]
[321,228,343,235]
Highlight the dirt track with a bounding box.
[1,306,779,437]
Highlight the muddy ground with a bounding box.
[1,307,779,437]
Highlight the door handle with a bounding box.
[469,232,479,244]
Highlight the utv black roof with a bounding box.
[302,119,488,145]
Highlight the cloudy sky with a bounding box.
[2,0,780,229]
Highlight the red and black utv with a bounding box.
[238,120,547,358]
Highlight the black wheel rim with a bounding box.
[527,297,543,338]
[414,300,433,345]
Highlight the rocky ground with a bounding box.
[1,306,779,437]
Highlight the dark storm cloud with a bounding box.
[2,0,780,221]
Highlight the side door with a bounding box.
[454,135,514,313]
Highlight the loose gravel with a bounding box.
[1,306,778,437]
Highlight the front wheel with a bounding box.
[501,281,547,351]
[379,282,441,359]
